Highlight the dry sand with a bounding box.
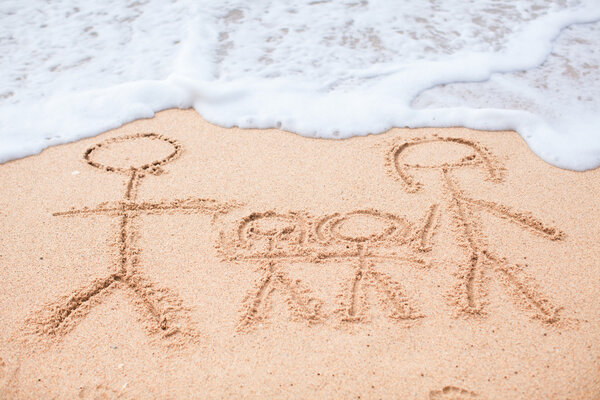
[0,109,599,399]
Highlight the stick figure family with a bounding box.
[27,132,565,344]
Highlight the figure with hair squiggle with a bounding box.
[387,136,564,323]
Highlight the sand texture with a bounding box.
[1,109,599,399]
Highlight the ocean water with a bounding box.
[1,0,599,169]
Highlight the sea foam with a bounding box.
[1,0,599,170]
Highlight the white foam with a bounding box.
[1,0,599,170]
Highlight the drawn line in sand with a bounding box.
[237,261,324,331]
[388,136,565,323]
[416,204,441,252]
[26,133,240,346]
[317,210,423,324]
[429,385,480,400]
[220,209,428,330]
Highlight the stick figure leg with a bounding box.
[455,250,489,315]
[122,270,193,338]
[337,247,369,323]
[238,262,277,330]
[238,262,323,331]
[368,265,423,321]
[27,273,119,336]
[272,265,324,325]
[337,257,422,323]
[491,255,561,323]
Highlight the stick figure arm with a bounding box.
[54,198,243,217]
[134,198,244,216]
[52,205,121,217]
[463,197,565,240]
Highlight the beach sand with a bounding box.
[1,109,599,399]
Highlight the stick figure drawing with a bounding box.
[27,133,239,345]
[387,136,565,323]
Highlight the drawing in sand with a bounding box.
[316,210,426,324]
[219,209,429,330]
[23,131,566,349]
[387,136,565,323]
[26,133,239,345]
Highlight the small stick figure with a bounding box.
[388,136,564,323]
[229,211,325,331]
[28,133,239,344]
[315,210,425,324]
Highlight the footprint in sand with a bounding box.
[429,385,481,399]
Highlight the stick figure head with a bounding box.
[237,211,307,253]
[84,133,181,174]
[316,210,410,246]
[387,136,504,192]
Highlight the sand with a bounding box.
[0,109,599,399]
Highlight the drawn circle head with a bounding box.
[389,136,503,192]
[317,210,410,245]
[84,133,181,174]
[239,211,306,246]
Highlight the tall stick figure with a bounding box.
[28,133,239,344]
[387,136,564,323]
